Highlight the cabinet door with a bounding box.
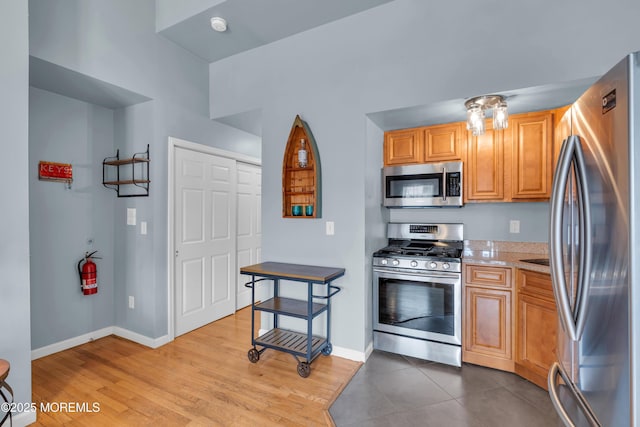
[463,286,513,371]
[508,111,554,200]
[423,122,465,162]
[383,129,423,166]
[518,268,554,300]
[516,292,557,389]
[465,121,504,202]
[553,105,571,165]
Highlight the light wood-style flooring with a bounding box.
[31,307,361,426]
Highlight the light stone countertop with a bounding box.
[462,240,550,274]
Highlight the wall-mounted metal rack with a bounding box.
[102,144,150,197]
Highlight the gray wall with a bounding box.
[28,0,261,347]
[389,203,551,242]
[29,87,116,348]
[208,0,640,354]
[0,0,32,418]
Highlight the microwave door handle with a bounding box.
[442,167,447,201]
[573,136,592,340]
[550,136,579,341]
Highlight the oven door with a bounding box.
[373,268,461,346]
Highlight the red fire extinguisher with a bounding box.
[77,251,100,295]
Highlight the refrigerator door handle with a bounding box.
[550,135,592,341]
[572,136,592,339]
[548,362,601,427]
[550,136,579,340]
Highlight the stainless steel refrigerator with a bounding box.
[548,51,640,426]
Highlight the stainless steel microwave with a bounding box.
[382,161,463,207]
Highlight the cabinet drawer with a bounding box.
[465,264,513,289]
[518,269,554,299]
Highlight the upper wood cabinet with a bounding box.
[553,105,572,164]
[466,110,555,202]
[383,128,423,166]
[383,122,465,166]
[507,111,554,200]
[465,121,504,202]
[423,122,465,162]
[382,108,559,203]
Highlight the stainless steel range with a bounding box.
[373,223,463,367]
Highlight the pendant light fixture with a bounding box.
[464,94,508,136]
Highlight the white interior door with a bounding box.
[236,162,262,309]
[174,146,237,336]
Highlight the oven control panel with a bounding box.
[374,256,461,273]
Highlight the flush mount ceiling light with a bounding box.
[464,94,508,136]
[210,16,227,32]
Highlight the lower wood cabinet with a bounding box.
[463,264,514,372]
[515,269,557,390]
[463,265,558,390]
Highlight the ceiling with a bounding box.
[27,1,596,136]
[158,1,596,136]
[367,77,596,131]
[30,57,151,109]
[158,0,394,63]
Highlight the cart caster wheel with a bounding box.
[297,362,311,378]
[248,348,260,363]
[321,343,333,356]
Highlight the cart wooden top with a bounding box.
[240,262,345,283]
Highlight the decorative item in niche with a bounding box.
[282,115,321,219]
[39,161,73,189]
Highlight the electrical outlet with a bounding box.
[128,296,135,309]
[509,220,520,233]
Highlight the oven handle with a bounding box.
[373,267,461,281]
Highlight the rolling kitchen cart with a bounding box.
[240,262,344,378]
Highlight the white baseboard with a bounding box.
[11,409,37,427]
[112,327,171,349]
[364,341,374,361]
[32,327,172,360]
[31,327,114,360]
[331,345,367,362]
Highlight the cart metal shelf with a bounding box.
[240,262,344,378]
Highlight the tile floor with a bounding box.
[329,350,561,427]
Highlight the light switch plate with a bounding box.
[326,221,335,236]
[140,221,147,235]
[509,220,520,233]
[127,208,136,226]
